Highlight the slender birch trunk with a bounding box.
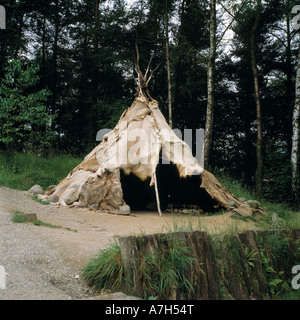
[51,0,59,117]
[250,0,263,199]
[88,0,100,148]
[48,0,59,158]
[291,47,300,209]
[204,0,216,169]
[165,7,172,128]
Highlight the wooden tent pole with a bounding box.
[153,171,162,217]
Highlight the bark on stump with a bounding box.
[237,230,269,299]
[118,236,143,298]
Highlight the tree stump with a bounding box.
[140,231,220,300]
[118,236,143,298]
[24,213,37,222]
[237,230,269,299]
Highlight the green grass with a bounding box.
[81,234,195,299]
[276,290,300,300]
[217,172,300,229]
[81,241,127,293]
[33,219,77,232]
[32,219,61,228]
[0,152,82,191]
[11,210,28,223]
[11,210,77,232]
[215,170,255,201]
[31,195,50,205]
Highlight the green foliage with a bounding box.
[213,227,300,299]
[33,219,77,232]
[96,98,131,130]
[214,169,255,200]
[244,247,258,268]
[256,229,293,297]
[214,171,300,229]
[0,60,53,153]
[11,210,27,223]
[0,152,82,190]
[212,235,245,282]
[31,195,50,205]
[263,143,292,203]
[81,234,195,299]
[0,0,298,206]
[138,234,194,299]
[81,241,126,292]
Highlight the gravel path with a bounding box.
[0,195,92,299]
[0,186,109,300]
[0,212,88,300]
[0,185,253,300]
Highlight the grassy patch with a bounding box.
[214,171,255,201]
[211,226,300,300]
[81,241,126,293]
[216,172,300,230]
[31,195,50,205]
[33,219,77,232]
[11,210,77,232]
[11,210,27,223]
[137,234,194,299]
[0,152,81,191]
[255,228,300,298]
[33,219,61,229]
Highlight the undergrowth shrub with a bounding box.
[81,241,126,292]
[0,152,81,190]
[137,234,194,299]
[81,234,194,299]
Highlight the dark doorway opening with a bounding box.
[120,170,156,210]
[120,161,219,213]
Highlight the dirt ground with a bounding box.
[0,185,255,300]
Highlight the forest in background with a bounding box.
[0,0,299,208]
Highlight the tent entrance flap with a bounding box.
[120,163,219,213]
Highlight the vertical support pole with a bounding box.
[153,171,162,217]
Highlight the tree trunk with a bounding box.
[94,0,100,52]
[41,14,46,87]
[48,0,59,158]
[51,0,59,117]
[286,13,293,154]
[291,47,300,210]
[204,0,216,169]
[165,7,172,128]
[88,0,100,149]
[14,8,25,57]
[250,0,263,199]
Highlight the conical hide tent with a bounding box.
[48,94,261,217]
